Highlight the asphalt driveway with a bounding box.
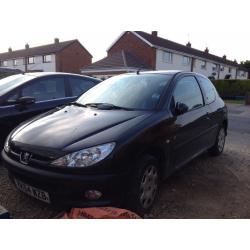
[1,103,250,218]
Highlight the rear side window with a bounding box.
[197,76,216,104]
[21,77,65,101]
[172,76,203,112]
[68,77,97,97]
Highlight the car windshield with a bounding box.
[0,74,35,95]
[77,74,172,110]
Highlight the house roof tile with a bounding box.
[81,50,151,73]
[0,39,92,60]
[134,31,239,67]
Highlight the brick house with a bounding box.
[81,31,248,79]
[0,38,92,74]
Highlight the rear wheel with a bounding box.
[127,155,160,216]
[209,126,226,156]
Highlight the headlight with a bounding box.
[51,142,116,168]
[4,135,10,153]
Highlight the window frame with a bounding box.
[168,74,205,116]
[182,56,190,66]
[43,54,52,63]
[13,59,18,66]
[162,51,173,63]
[196,75,217,105]
[3,60,8,67]
[28,57,35,64]
[201,60,207,69]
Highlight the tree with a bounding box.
[240,60,250,79]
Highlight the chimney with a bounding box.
[151,31,158,37]
[186,42,191,48]
[25,43,29,49]
[204,47,209,53]
[8,47,12,52]
[223,55,227,60]
[54,38,59,44]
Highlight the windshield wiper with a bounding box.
[84,103,135,111]
[69,102,87,107]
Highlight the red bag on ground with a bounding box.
[57,207,141,219]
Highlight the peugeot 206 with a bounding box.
[2,71,228,215]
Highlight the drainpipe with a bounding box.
[24,57,28,72]
[190,57,194,72]
[217,64,220,79]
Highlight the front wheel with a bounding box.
[209,126,226,156]
[127,155,160,216]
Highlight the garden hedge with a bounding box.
[212,79,250,99]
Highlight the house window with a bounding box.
[43,55,52,63]
[3,60,8,67]
[162,51,172,63]
[28,57,35,64]
[201,60,206,69]
[241,72,246,77]
[220,66,224,71]
[182,56,190,65]
[212,64,218,71]
[229,67,232,73]
[13,59,18,66]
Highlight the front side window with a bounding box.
[182,56,190,65]
[21,77,65,102]
[171,76,203,113]
[28,57,34,64]
[162,51,172,63]
[77,74,172,110]
[68,77,97,97]
[43,55,52,63]
[197,75,216,104]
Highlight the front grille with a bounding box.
[8,145,53,166]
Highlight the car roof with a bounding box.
[126,70,209,79]
[23,72,99,80]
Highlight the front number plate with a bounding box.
[14,179,50,204]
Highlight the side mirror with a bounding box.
[175,102,188,115]
[16,96,36,105]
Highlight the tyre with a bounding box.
[209,126,226,156]
[127,155,160,216]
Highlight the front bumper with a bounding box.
[1,150,128,208]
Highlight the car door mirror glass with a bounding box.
[175,102,188,115]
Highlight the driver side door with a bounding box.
[170,75,211,168]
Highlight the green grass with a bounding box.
[224,99,245,105]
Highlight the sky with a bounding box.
[1,0,250,63]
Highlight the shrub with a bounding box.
[212,79,250,99]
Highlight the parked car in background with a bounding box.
[2,71,228,215]
[0,72,101,145]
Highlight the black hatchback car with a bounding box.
[0,72,101,144]
[2,71,228,215]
